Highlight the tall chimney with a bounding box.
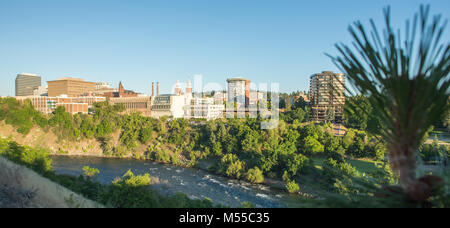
[157,82,159,96]
[152,82,155,97]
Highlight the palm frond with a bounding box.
[327,5,450,188]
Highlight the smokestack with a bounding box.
[157,82,159,96]
[152,82,155,97]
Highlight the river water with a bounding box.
[51,156,301,208]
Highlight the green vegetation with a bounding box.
[0,97,400,203]
[419,136,450,162]
[329,4,449,205]
[82,166,100,179]
[245,167,264,184]
[0,137,219,208]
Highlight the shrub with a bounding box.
[285,180,300,194]
[218,153,246,179]
[246,167,264,184]
[100,170,161,208]
[83,166,100,179]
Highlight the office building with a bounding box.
[47,77,95,97]
[15,73,41,96]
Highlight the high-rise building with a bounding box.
[227,78,250,108]
[15,73,41,96]
[309,71,345,122]
[47,77,95,97]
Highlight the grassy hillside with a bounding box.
[0,156,102,208]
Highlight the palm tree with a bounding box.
[329,5,449,199]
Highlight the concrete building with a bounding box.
[184,97,225,120]
[227,78,250,108]
[150,81,193,119]
[309,71,346,122]
[15,73,42,97]
[151,94,186,119]
[47,77,95,97]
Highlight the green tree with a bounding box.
[304,136,324,155]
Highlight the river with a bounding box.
[51,156,302,208]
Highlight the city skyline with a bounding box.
[1,0,449,96]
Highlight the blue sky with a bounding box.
[0,0,449,95]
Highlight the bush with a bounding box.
[99,170,218,208]
[246,167,265,184]
[285,180,300,194]
[83,166,100,179]
[100,170,161,208]
[218,154,246,179]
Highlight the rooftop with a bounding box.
[47,77,94,83]
[227,77,250,82]
[17,73,40,77]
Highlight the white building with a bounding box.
[151,94,186,119]
[184,97,225,120]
